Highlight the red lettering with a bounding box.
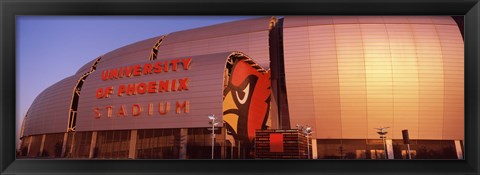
[118,67,124,78]
[108,68,119,79]
[101,70,109,80]
[171,60,179,71]
[105,86,114,98]
[94,107,101,118]
[148,81,157,93]
[106,106,113,118]
[117,105,127,117]
[182,58,192,70]
[95,101,190,119]
[118,85,126,96]
[133,65,142,76]
[125,66,133,77]
[137,83,147,94]
[153,62,162,73]
[158,80,169,92]
[132,104,142,116]
[127,84,136,95]
[163,61,169,72]
[178,78,189,91]
[158,102,170,115]
[143,63,152,74]
[171,79,177,92]
[96,88,104,99]
[100,58,191,81]
[175,100,189,114]
[148,103,154,116]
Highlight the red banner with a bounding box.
[269,133,284,152]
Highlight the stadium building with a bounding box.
[19,16,464,159]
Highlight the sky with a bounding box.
[16,16,259,145]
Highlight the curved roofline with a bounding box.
[163,17,274,45]
[226,51,268,73]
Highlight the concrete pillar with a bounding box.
[269,90,279,129]
[230,142,234,159]
[61,132,68,157]
[39,134,46,156]
[88,131,97,159]
[179,128,188,159]
[237,141,241,159]
[128,130,137,159]
[454,140,464,159]
[311,139,318,159]
[69,132,76,157]
[386,139,394,159]
[221,128,226,159]
[225,134,237,157]
[26,136,33,156]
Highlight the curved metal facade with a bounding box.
[19,16,465,160]
[283,16,464,140]
[75,52,228,131]
[24,75,82,136]
[95,36,164,71]
[156,17,273,69]
[23,17,274,136]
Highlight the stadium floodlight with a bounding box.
[208,115,216,121]
[375,127,390,159]
[296,124,314,159]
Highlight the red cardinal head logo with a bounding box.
[223,58,271,143]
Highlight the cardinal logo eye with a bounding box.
[235,83,250,104]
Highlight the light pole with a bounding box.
[208,114,218,159]
[296,124,313,159]
[375,127,390,159]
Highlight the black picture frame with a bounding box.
[1,0,479,174]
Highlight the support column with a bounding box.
[237,141,241,159]
[231,142,234,159]
[39,134,46,156]
[311,139,318,159]
[61,132,68,157]
[269,91,279,129]
[69,132,76,157]
[454,140,464,159]
[88,131,97,159]
[26,136,33,156]
[179,128,188,159]
[221,127,226,159]
[128,130,137,159]
[386,139,394,159]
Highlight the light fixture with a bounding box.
[208,114,217,159]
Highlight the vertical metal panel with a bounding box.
[335,23,368,139]
[309,25,342,138]
[361,24,394,139]
[412,23,445,140]
[282,26,316,133]
[23,75,81,136]
[386,23,420,140]
[437,24,464,140]
[283,16,464,140]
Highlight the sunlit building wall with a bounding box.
[18,16,465,159]
[283,16,464,141]
[19,17,275,159]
